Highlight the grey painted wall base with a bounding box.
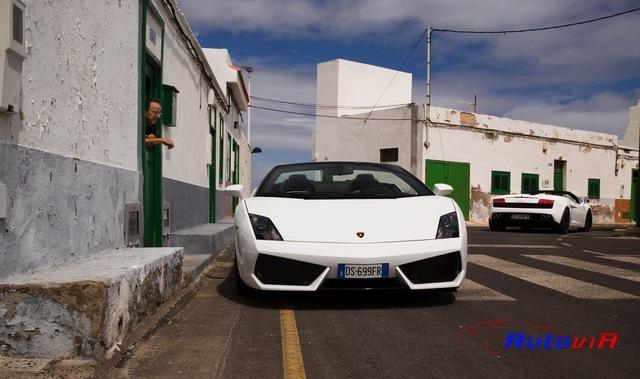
[0,247,183,359]
[0,141,139,279]
[168,223,234,255]
[162,177,209,231]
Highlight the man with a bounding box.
[145,99,175,149]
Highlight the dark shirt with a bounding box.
[145,122,158,137]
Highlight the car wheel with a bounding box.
[554,209,570,234]
[489,219,505,231]
[579,211,593,232]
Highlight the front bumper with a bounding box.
[235,230,467,291]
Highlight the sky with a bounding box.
[177,0,640,187]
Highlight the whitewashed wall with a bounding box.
[0,0,139,170]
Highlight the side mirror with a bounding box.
[581,197,590,204]
[433,183,453,197]
[251,187,258,197]
[225,184,245,200]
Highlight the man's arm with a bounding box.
[145,134,175,149]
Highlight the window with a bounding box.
[380,148,399,162]
[13,3,23,45]
[218,114,224,184]
[491,171,510,195]
[588,178,600,199]
[521,173,539,194]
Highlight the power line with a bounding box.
[249,104,414,121]
[433,7,640,34]
[363,28,428,122]
[250,95,412,110]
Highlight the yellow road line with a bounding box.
[280,308,307,379]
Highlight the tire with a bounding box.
[579,211,593,232]
[554,209,570,234]
[489,219,505,231]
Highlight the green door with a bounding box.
[554,160,565,191]
[425,160,470,220]
[632,169,638,222]
[143,58,163,247]
[231,141,240,214]
[208,107,217,223]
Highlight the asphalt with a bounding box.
[93,227,640,379]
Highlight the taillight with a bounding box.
[492,198,505,206]
[538,199,554,206]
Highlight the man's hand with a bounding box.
[163,137,175,149]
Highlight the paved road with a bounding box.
[106,228,640,378]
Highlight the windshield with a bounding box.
[256,162,433,199]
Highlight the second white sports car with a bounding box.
[226,162,468,293]
[489,190,593,233]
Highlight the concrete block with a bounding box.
[168,222,235,255]
[0,248,183,359]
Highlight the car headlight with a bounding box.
[436,211,459,239]
[249,213,283,241]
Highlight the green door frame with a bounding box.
[141,1,164,247]
[231,141,240,213]
[208,106,217,223]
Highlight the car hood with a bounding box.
[243,196,456,243]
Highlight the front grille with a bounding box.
[254,254,325,286]
[321,278,404,290]
[399,252,461,284]
[496,203,553,209]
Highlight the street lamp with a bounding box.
[241,65,253,145]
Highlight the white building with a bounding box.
[0,0,251,278]
[314,59,639,224]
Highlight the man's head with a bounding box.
[146,99,162,126]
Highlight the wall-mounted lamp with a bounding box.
[234,121,239,129]
[251,147,262,154]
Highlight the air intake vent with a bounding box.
[399,252,461,284]
[254,254,325,286]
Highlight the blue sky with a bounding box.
[178,0,640,187]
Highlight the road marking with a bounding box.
[468,255,638,299]
[581,249,607,256]
[469,244,559,249]
[525,255,640,283]
[601,256,640,266]
[280,309,306,379]
[561,242,573,247]
[456,279,515,301]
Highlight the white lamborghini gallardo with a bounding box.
[226,162,467,293]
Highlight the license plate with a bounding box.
[337,263,389,279]
[511,214,530,220]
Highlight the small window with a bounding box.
[226,133,232,181]
[588,178,600,199]
[380,148,398,162]
[521,173,539,194]
[491,171,511,195]
[13,4,24,45]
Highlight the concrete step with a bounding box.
[167,222,235,255]
[0,248,183,360]
[181,254,215,285]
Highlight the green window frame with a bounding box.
[226,133,232,182]
[521,173,539,194]
[491,171,511,195]
[588,178,600,199]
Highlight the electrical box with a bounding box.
[0,0,26,113]
[161,84,179,126]
[124,203,141,247]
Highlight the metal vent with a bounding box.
[124,203,141,247]
[380,148,399,162]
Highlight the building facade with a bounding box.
[0,0,251,279]
[314,59,639,224]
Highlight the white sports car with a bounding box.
[226,162,467,293]
[489,190,593,233]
